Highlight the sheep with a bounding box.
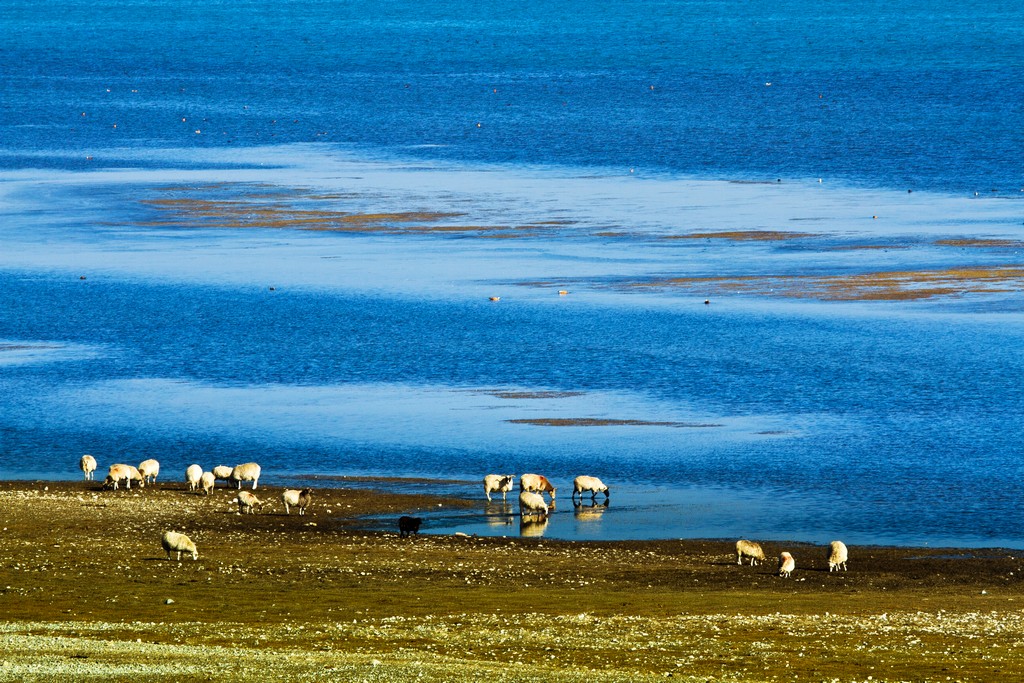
[161,531,198,561]
[828,540,849,572]
[778,551,796,578]
[736,539,767,566]
[520,473,556,500]
[79,454,97,481]
[212,465,234,486]
[572,475,609,501]
[483,474,515,502]
[103,464,131,490]
[138,458,160,484]
[103,463,144,490]
[199,471,215,495]
[185,464,203,492]
[126,465,146,488]
[519,490,550,516]
[282,488,313,515]
[398,516,422,538]
[236,490,264,514]
[229,462,261,490]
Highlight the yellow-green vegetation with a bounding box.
[2,481,1022,681]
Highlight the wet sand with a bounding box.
[1,480,1022,682]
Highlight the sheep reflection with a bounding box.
[573,499,609,521]
[519,513,549,537]
[484,500,515,528]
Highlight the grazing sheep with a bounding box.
[103,463,144,490]
[79,454,97,481]
[103,464,131,490]
[572,475,609,501]
[778,551,796,578]
[519,490,550,516]
[398,516,422,538]
[229,462,261,490]
[138,458,160,484]
[126,465,146,488]
[236,490,264,514]
[736,539,767,566]
[281,488,313,515]
[828,540,849,572]
[199,471,215,496]
[520,473,556,500]
[212,465,234,485]
[161,531,198,561]
[185,464,203,492]
[483,474,515,502]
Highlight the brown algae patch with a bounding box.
[484,390,587,400]
[139,197,465,233]
[663,230,818,242]
[628,265,1024,301]
[507,418,722,427]
[936,238,1024,248]
[135,184,579,238]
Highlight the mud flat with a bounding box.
[1,480,1022,682]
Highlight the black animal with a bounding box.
[398,515,422,538]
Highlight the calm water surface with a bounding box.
[1,1,1023,546]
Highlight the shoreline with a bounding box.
[1,479,1022,681]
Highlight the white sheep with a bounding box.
[161,531,198,561]
[778,551,796,578]
[572,475,609,501]
[236,490,264,514]
[138,458,160,484]
[736,539,767,566]
[185,464,203,492]
[519,490,550,516]
[212,465,234,486]
[103,463,144,490]
[828,540,849,572]
[229,462,261,489]
[483,474,515,502]
[520,473,556,500]
[199,471,215,496]
[126,465,146,488]
[282,488,313,515]
[79,454,97,481]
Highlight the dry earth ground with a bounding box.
[1,480,1022,682]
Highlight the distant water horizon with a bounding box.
[3,0,1023,194]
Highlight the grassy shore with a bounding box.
[1,480,1022,682]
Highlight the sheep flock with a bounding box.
[77,455,853,574]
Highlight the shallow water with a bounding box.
[2,153,1024,546]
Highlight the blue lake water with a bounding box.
[1,1,1023,546]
